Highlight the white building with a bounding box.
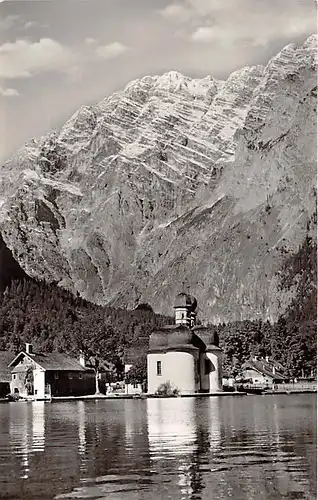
[241,357,287,385]
[9,343,95,399]
[147,293,222,395]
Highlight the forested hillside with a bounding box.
[0,234,316,380]
[218,234,317,378]
[0,279,169,354]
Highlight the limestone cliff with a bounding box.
[0,35,316,323]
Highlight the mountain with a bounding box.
[0,35,316,323]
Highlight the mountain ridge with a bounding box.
[0,35,316,323]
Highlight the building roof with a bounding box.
[160,324,191,331]
[192,326,220,348]
[242,358,286,381]
[10,351,87,372]
[0,351,15,382]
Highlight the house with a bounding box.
[0,351,15,397]
[241,356,288,385]
[9,343,96,399]
[147,292,222,395]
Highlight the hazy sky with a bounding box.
[0,0,316,162]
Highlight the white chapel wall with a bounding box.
[165,351,196,394]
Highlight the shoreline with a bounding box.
[1,392,246,402]
[1,390,316,403]
[51,391,247,401]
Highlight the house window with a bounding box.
[69,373,73,380]
[78,374,83,379]
[13,374,16,380]
[54,372,59,380]
[133,382,138,388]
[157,361,162,376]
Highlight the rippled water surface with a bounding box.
[0,394,316,499]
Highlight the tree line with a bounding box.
[0,235,316,383]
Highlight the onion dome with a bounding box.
[174,292,197,312]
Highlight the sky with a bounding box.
[0,0,316,162]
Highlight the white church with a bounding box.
[147,292,222,395]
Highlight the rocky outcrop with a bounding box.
[0,35,316,323]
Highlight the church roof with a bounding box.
[149,291,221,352]
[149,324,221,352]
[160,324,191,331]
[192,326,220,348]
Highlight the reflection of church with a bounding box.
[147,292,222,395]
[147,397,221,498]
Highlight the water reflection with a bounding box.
[9,402,45,480]
[0,396,316,500]
[32,402,45,452]
[147,397,221,499]
[123,399,149,472]
[77,400,87,476]
[210,397,316,500]
[270,399,315,498]
[147,398,198,499]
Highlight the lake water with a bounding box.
[0,394,316,500]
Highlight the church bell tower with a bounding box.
[174,292,197,327]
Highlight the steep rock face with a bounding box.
[0,36,316,323]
